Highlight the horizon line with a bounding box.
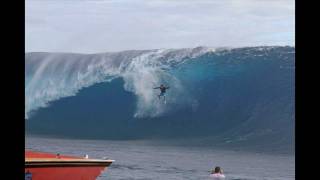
[25,45,295,54]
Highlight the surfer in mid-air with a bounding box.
[154,84,170,102]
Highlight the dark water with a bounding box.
[26,47,294,151]
[26,135,294,180]
[25,46,295,179]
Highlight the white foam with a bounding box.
[25,47,212,119]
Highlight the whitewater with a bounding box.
[26,46,295,179]
[26,46,294,152]
[25,46,215,119]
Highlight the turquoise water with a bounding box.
[26,135,294,180]
[26,47,294,148]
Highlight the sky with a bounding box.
[26,0,295,53]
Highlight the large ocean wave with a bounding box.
[26,46,295,149]
[25,47,214,119]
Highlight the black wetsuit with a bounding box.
[160,86,167,93]
[154,86,169,99]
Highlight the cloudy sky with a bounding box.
[26,0,295,53]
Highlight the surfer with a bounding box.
[209,166,225,179]
[153,84,169,101]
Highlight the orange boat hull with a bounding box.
[25,150,114,180]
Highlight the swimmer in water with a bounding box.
[209,166,225,179]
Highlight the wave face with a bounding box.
[26,46,295,149]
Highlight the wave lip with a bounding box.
[25,46,214,119]
[26,46,295,150]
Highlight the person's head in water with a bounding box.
[211,166,222,174]
[210,166,225,179]
[160,84,164,87]
[215,166,221,173]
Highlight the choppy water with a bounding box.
[26,135,294,180]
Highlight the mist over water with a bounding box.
[25,46,295,153]
[25,47,213,119]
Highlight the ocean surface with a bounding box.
[26,46,294,145]
[26,135,294,180]
[25,46,295,179]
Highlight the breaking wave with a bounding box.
[26,46,295,150]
